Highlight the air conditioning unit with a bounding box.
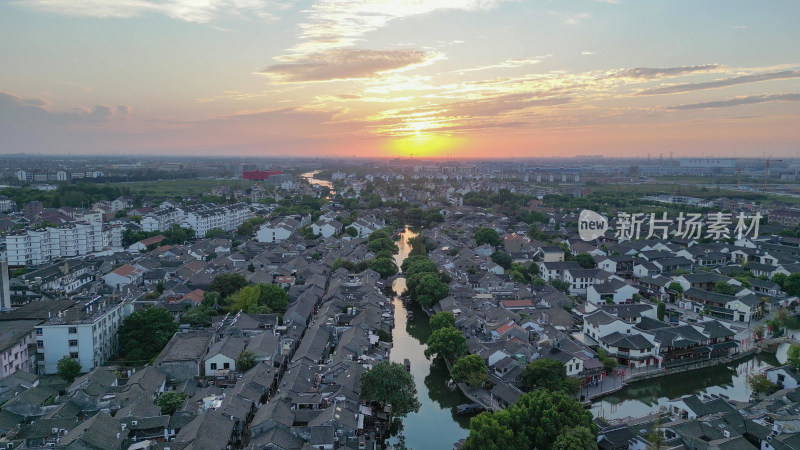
[131,420,138,426]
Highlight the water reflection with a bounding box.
[592,354,779,419]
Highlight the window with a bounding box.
[223,362,230,369]
[69,352,79,359]
[210,363,217,370]
[35,328,42,336]
[68,340,78,347]
[68,327,77,334]
[37,340,44,348]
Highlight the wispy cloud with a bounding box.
[610,64,724,79]
[638,70,800,95]
[290,0,515,55]
[16,0,287,23]
[667,93,800,110]
[581,51,595,56]
[260,49,437,82]
[0,91,131,126]
[456,57,544,73]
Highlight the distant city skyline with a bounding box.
[1,0,798,158]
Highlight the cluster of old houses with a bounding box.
[0,175,799,448]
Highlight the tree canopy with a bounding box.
[462,389,596,450]
[57,356,81,383]
[412,272,449,307]
[360,361,421,418]
[425,327,467,361]
[155,391,188,415]
[118,306,178,365]
[452,354,488,389]
[210,273,249,298]
[237,350,257,372]
[490,251,513,270]
[369,257,398,278]
[474,227,501,247]
[430,311,456,331]
[523,359,579,395]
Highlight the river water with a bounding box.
[388,227,470,449]
[300,170,335,195]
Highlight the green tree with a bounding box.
[784,273,800,296]
[402,256,438,277]
[345,226,358,237]
[256,283,289,311]
[772,273,788,288]
[552,426,597,450]
[180,307,211,327]
[787,343,800,370]
[204,228,228,239]
[667,281,684,294]
[209,273,248,298]
[430,311,456,331]
[360,361,421,418]
[523,359,579,394]
[551,280,571,294]
[118,307,178,365]
[490,251,513,270]
[237,350,257,372]
[226,285,262,313]
[474,227,501,247]
[657,302,667,321]
[56,356,81,383]
[575,253,596,269]
[452,354,488,389]
[713,281,737,295]
[462,389,596,450]
[424,327,467,361]
[368,237,399,254]
[596,349,618,373]
[155,391,188,415]
[369,257,399,278]
[528,262,540,276]
[644,417,666,450]
[748,373,779,395]
[414,272,449,307]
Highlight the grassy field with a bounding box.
[111,178,254,198]
[590,183,800,205]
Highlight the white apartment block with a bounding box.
[5,213,113,266]
[35,297,134,374]
[141,207,184,232]
[182,203,252,238]
[0,196,15,212]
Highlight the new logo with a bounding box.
[579,209,608,241]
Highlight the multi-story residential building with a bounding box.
[0,196,15,212]
[36,297,134,374]
[140,207,184,232]
[182,203,252,238]
[0,320,38,378]
[5,213,109,266]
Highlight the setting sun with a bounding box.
[385,132,464,158]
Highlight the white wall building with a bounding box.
[36,297,134,374]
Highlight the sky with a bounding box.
[1,0,799,159]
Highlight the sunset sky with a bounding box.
[1,0,798,159]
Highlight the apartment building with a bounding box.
[182,203,252,238]
[36,297,134,374]
[5,213,118,266]
[141,207,184,232]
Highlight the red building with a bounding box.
[242,170,282,180]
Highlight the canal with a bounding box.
[300,170,335,195]
[388,227,470,449]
